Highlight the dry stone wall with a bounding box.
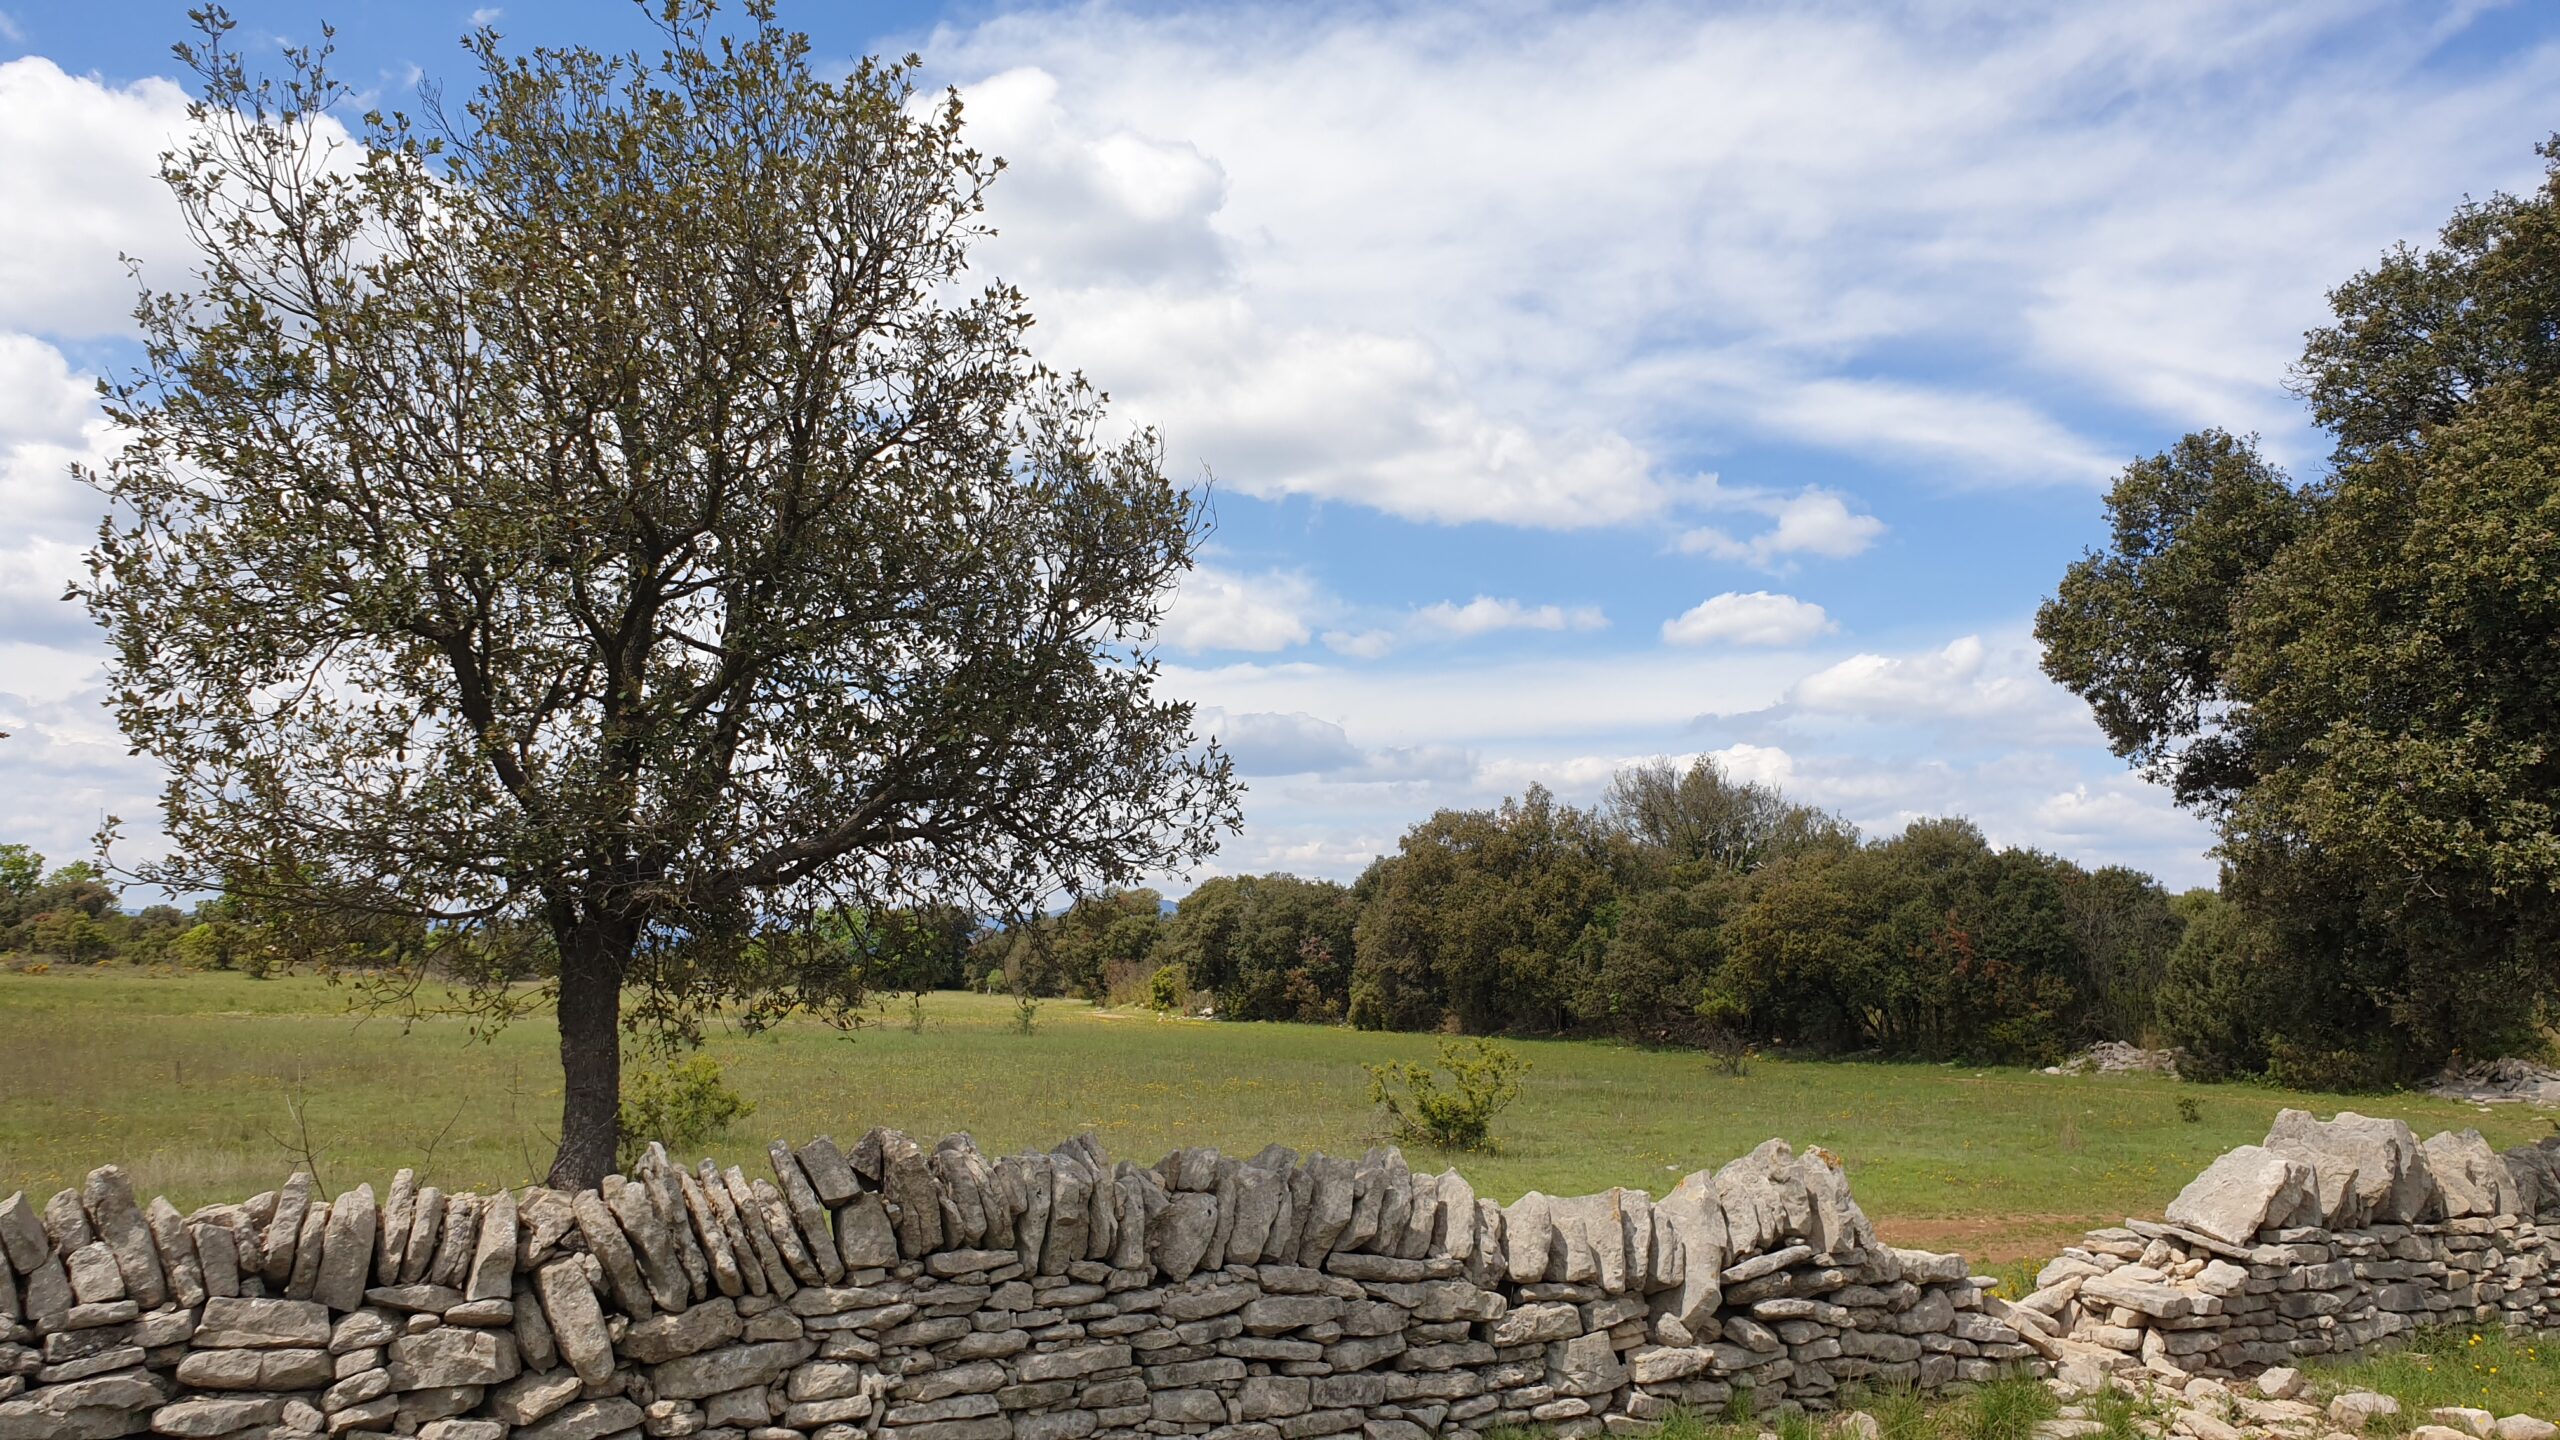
[0,1134,2023,1440]
[2015,1112,2560,1387]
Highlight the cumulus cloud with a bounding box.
[1770,631,2099,744]
[1676,487,1887,568]
[1661,591,1834,647]
[0,58,194,338]
[1154,565,1320,653]
[1412,595,1608,638]
[1197,708,1363,776]
[1320,628,1395,660]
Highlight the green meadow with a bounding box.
[0,970,2542,1263]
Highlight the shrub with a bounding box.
[1145,964,1184,1015]
[617,1052,755,1171]
[1364,1037,1528,1152]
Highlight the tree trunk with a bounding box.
[548,914,632,1190]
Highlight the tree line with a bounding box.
[971,758,2212,1069]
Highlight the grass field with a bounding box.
[0,969,2544,1264]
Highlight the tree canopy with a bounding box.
[2038,137,2560,1076]
[80,5,1240,1185]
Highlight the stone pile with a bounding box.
[0,1134,2020,1440]
[2016,1111,2560,1384]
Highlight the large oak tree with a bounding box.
[2037,138,2560,1071]
[80,4,1241,1186]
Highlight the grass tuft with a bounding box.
[2309,1326,2560,1427]
[1945,1375,2060,1440]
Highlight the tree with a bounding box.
[2054,863,2186,1044]
[1348,786,1629,1034]
[80,8,1240,1186]
[2038,137,2560,1073]
[1604,755,1849,878]
[1157,873,1357,1022]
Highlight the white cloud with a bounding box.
[1661,591,1835,647]
[470,8,504,26]
[1319,628,1394,660]
[1196,708,1362,776]
[1778,631,2096,742]
[927,2,2557,509]
[1791,635,2000,716]
[1676,487,1886,568]
[1154,565,1319,653]
[0,58,194,338]
[1412,595,1607,638]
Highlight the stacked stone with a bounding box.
[0,1133,2022,1440]
[2031,1111,2560,1387]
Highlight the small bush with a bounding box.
[1698,989,1753,1077]
[617,1052,755,1172]
[1146,964,1184,1015]
[1365,1038,1528,1152]
[2176,1095,2202,1123]
[1011,987,1041,1036]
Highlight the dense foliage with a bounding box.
[79,8,1238,1185]
[2038,138,2560,1081]
[957,756,2203,1066]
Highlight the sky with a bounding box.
[1,0,2554,897]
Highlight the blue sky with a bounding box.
[1,1,2555,894]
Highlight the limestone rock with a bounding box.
[2255,1367,2305,1399]
[150,1393,288,1437]
[0,1368,171,1440]
[2331,1393,2402,1428]
[284,1196,331,1299]
[532,1258,613,1386]
[425,1193,480,1292]
[312,1183,377,1313]
[768,1143,845,1282]
[195,1299,322,1358]
[1715,1139,1814,1254]
[2425,1130,2524,1218]
[399,1186,444,1285]
[647,1338,816,1400]
[1147,1193,1218,1282]
[674,1168,745,1299]
[834,1192,898,1271]
[140,1197,204,1310]
[77,1168,165,1311]
[489,1369,583,1427]
[621,1298,742,1364]
[2264,1109,2438,1226]
[377,1170,416,1285]
[387,1326,521,1389]
[569,1188,653,1316]
[1503,1193,1556,1285]
[0,1193,49,1274]
[2163,1144,2318,1244]
[797,1137,859,1207]
[463,1187,516,1304]
[1650,1169,1727,1330]
[603,1176,687,1312]
[512,1395,643,1440]
[876,1131,945,1259]
[42,1189,94,1257]
[260,1173,313,1286]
